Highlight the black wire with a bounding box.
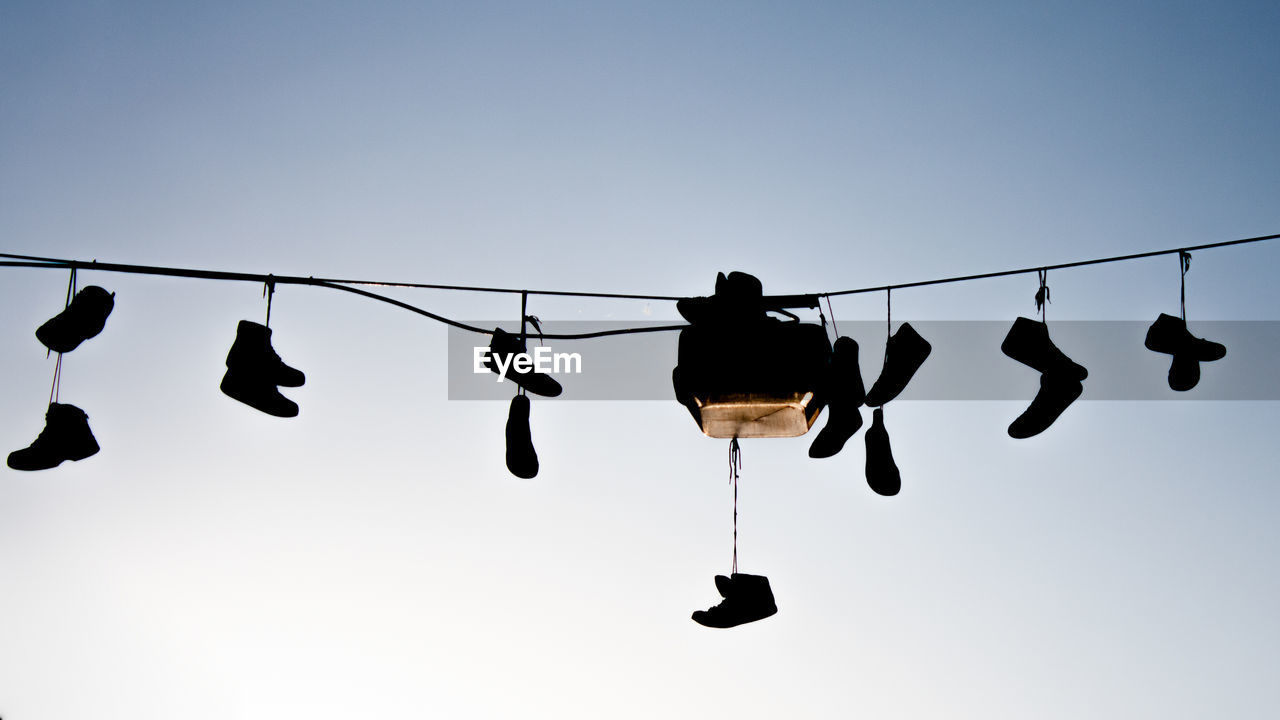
[820,232,1280,298]
[0,254,683,301]
[2,231,1278,338]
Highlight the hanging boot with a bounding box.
[224,320,305,387]
[692,572,777,628]
[36,286,115,353]
[485,328,563,398]
[809,336,866,458]
[505,393,539,479]
[865,322,931,407]
[1001,317,1086,438]
[1144,313,1226,392]
[8,403,100,471]
[220,320,302,417]
[864,408,901,496]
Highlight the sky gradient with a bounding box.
[2,2,1279,718]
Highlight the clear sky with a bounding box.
[2,2,1278,718]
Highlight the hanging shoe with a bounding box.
[692,572,778,628]
[864,408,901,496]
[485,328,563,398]
[7,403,100,471]
[225,320,305,387]
[809,336,866,458]
[1144,313,1226,361]
[1144,313,1226,391]
[505,393,539,479]
[1000,317,1087,379]
[36,286,115,353]
[1007,373,1083,439]
[865,322,931,407]
[220,370,300,418]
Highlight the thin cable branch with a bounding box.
[317,281,687,339]
[820,232,1280,298]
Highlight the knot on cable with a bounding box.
[1034,269,1051,317]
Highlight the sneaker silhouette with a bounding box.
[1001,317,1086,438]
[220,320,303,417]
[1144,313,1226,391]
[505,394,539,479]
[809,336,866,458]
[485,328,563,398]
[865,322,931,407]
[224,320,305,387]
[8,403,100,471]
[864,407,901,496]
[36,286,115,353]
[692,572,778,628]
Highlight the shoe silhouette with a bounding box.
[224,320,305,387]
[1144,313,1226,391]
[809,336,866,458]
[677,271,766,326]
[221,371,300,417]
[1001,317,1086,438]
[220,320,303,417]
[8,403,100,471]
[865,322,931,407]
[36,286,115,353]
[692,572,778,628]
[1001,317,1088,379]
[864,407,901,496]
[505,393,539,479]
[485,328,563,398]
[1007,373,1083,439]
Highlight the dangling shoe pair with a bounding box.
[505,394,539,479]
[1001,317,1087,438]
[1144,313,1226,391]
[485,328,563,397]
[8,403,100,471]
[859,325,929,496]
[808,328,924,495]
[9,287,116,471]
[692,572,778,628]
[220,320,306,417]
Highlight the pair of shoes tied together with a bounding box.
[1144,313,1226,391]
[220,321,306,417]
[1001,317,1087,438]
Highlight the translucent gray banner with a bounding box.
[447,321,1280,401]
